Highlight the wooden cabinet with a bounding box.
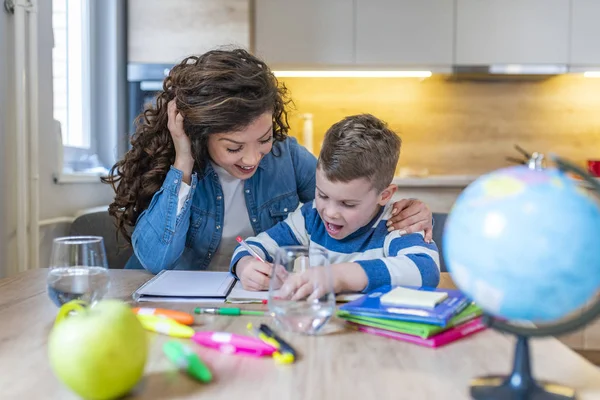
[355,0,454,67]
[570,0,600,66]
[254,0,354,67]
[128,0,250,64]
[456,0,570,65]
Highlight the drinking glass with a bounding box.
[46,236,110,307]
[268,246,335,335]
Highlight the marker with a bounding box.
[247,323,296,364]
[191,331,277,357]
[194,307,265,316]
[137,314,195,338]
[163,341,212,383]
[133,307,194,325]
[236,236,266,263]
[259,323,298,360]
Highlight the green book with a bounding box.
[337,303,482,339]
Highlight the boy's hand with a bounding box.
[276,268,332,301]
[236,256,273,291]
[387,198,434,243]
[167,100,194,183]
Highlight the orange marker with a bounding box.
[132,307,194,326]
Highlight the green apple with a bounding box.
[48,300,148,400]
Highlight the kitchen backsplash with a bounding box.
[281,75,600,175]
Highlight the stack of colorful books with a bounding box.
[338,285,486,348]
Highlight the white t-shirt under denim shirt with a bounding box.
[176,163,254,271]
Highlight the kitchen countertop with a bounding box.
[393,175,477,188]
[393,175,600,188]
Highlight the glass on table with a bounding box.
[46,236,110,307]
[268,246,335,335]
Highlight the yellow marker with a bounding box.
[137,314,195,338]
[247,323,295,364]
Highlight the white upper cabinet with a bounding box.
[456,0,570,65]
[570,0,600,66]
[254,0,354,67]
[355,0,454,67]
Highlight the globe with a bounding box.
[443,153,600,400]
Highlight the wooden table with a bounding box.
[1,270,600,400]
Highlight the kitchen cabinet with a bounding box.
[570,0,600,66]
[355,0,454,67]
[253,0,354,67]
[455,0,570,65]
[128,0,250,64]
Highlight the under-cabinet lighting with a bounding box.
[272,70,432,78]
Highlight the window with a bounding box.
[52,0,91,149]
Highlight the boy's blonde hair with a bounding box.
[317,114,401,192]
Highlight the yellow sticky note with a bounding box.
[380,287,448,309]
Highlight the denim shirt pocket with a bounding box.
[267,192,300,224]
[186,205,211,247]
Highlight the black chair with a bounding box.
[432,212,448,272]
[68,211,132,269]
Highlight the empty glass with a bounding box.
[269,246,335,335]
[46,236,110,307]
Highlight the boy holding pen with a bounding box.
[230,114,440,297]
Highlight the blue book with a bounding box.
[339,285,470,326]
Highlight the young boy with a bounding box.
[230,114,440,297]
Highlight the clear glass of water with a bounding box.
[47,236,110,307]
[269,246,335,335]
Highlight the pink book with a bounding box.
[354,317,486,348]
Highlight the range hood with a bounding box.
[453,64,568,75]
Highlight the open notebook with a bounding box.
[226,281,269,304]
[132,270,269,303]
[132,271,237,303]
[132,270,362,304]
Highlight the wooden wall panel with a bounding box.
[282,75,600,175]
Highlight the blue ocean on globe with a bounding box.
[443,165,600,322]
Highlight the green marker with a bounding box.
[194,307,265,316]
[163,341,212,383]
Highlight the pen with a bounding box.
[259,323,298,360]
[236,236,266,263]
[132,307,195,325]
[194,307,265,316]
[247,323,296,364]
[163,340,212,383]
[137,314,195,338]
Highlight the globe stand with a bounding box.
[470,335,575,400]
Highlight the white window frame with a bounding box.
[52,0,128,184]
[52,0,92,150]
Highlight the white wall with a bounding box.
[0,7,11,278]
[0,1,116,276]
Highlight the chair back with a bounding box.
[68,211,132,269]
[432,212,448,272]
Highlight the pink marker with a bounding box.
[192,331,277,357]
[236,236,266,263]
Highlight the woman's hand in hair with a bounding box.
[168,100,194,184]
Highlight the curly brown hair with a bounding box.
[102,49,291,244]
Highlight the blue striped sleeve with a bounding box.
[355,259,391,293]
[383,231,441,288]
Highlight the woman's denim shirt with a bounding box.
[126,137,317,274]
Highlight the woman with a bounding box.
[103,49,433,274]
